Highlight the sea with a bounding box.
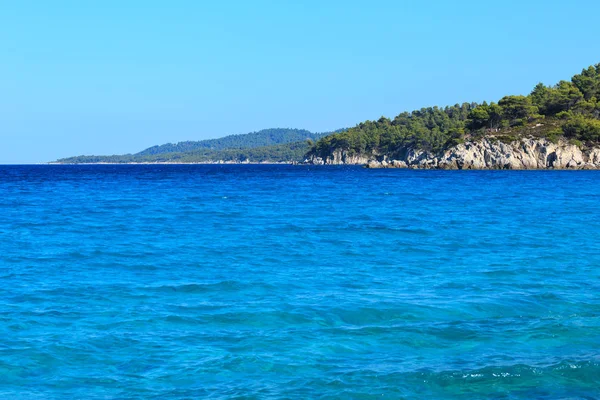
[1,165,599,399]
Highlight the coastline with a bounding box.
[45,138,600,170]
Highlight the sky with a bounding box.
[1,0,599,163]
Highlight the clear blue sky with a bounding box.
[2,0,599,163]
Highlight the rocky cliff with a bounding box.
[307,138,600,169]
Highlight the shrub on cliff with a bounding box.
[562,114,600,143]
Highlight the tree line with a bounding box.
[310,64,600,159]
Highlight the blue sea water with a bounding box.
[1,165,600,399]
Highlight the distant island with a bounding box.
[56,63,600,169]
[54,128,344,164]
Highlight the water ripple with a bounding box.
[1,165,600,398]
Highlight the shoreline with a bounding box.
[40,162,600,169]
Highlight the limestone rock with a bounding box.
[305,138,600,169]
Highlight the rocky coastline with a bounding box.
[306,138,600,170]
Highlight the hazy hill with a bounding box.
[136,128,328,156]
[56,128,344,163]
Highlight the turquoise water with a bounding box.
[1,165,600,399]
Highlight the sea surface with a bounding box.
[1,165,600,399]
